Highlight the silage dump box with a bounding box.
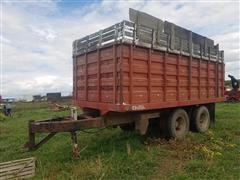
[27,9,225,154]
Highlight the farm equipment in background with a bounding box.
[225,75,240,102]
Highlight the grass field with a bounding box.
[0,102,240,179]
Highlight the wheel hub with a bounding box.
[199,113,208,129]
[175,117,186,134]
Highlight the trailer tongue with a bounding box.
[26,114,103,157]
[26,8,225,157]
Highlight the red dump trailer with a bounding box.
[27,9,225,155]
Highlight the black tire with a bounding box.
[167,109,189,139]
[192,106,210,133]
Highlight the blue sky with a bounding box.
[1,0,239,98]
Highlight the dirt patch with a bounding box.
[145,137,197,160]
[146,137,197,179]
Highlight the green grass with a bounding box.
[0,103,239,179]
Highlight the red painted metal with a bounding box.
[163,52,167,102]
[74,43,225,114]
[148,48,152,103]
[129,45,133,104]
[113,44,116,104]
[177,54,180,101]
[73,57,77,104]
[84,53,87,101]
[198,55,201,99]
[97,49,100,102]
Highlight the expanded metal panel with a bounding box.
[73,21,134,57]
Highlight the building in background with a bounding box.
[32,95,42,102]
[46,92,61,102]
[20,95,33,102]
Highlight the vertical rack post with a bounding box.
[129,45,133,104]
[177,54,180,101]
[119,44,124,104]
[188,31,193,100]
[163,34,170,102]
[208,47,213,98]
[148,48,152,103]
[216,44,219,97]
[170,23,175,50]
[97,31,102,102]
[97,49,100,102]
[84,52,88,101]
[199,45,202,99]
[73,56,77,104]
[113,44,116,104]
[221,52,225,97]
[163,51,167,102]
[207,53,210,98]
[177,39,181,101]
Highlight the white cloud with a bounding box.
[31,27,58,41]
[1,0,240,98]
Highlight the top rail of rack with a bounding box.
[73,8,224,62]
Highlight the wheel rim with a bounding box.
[199,112,209,130]
[175,116,186,136]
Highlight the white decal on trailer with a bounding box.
[131,105,146,110]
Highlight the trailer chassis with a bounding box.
[25,109,160,158]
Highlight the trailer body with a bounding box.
[73,12,224,115]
